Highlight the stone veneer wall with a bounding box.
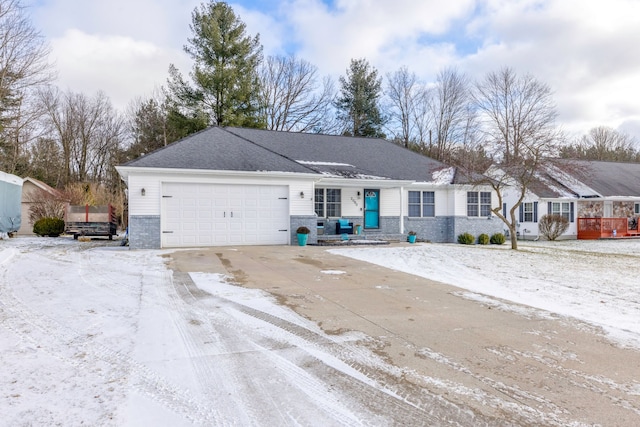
[129,215,161,249]
[578,200,636,218]
[613,201,635,218]
[404,217,452,243]
[290,215,318,245]
[578,201,603,218]
[450,217,505,243]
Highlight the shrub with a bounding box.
[539,214,569,241]
[296,226,310,234]
[490,233,506,245]
[33,217,65,237]
[457,232,474,245]
[477,233,490,245]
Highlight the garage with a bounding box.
[161,182,290,247]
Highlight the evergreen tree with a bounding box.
[335,58,385,137]
[168,1,264,129]
[125,93,207,163]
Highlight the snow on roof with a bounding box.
[544,164,600,198]
[430,167,455,185]
[296,160,355,167]
[319,171,390,180]
[0,171,22,186]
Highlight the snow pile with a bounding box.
[330,239,640,348]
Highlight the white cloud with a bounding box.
[50,29,188,110]
[27,0,640,141]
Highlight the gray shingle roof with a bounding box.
[528,159,640,198]
[123,126,458,183]
[122,127,314,174]
[559,159,640,197]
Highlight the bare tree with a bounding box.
[39,87,125,186]
[427,68,476,163]
[473,67,562,249]
[258,55,335,133]
[560,126,639,161]
[385,66,421,148]
[0,0,53,174]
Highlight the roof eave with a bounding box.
[116,166,321,180]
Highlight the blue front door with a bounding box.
[364,189,380,229]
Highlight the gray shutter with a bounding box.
[503,203,507,218]
[533,202,538,222]
[519,204,523,223]
[570,202,575,223]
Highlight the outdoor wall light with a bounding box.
[299,191,304,198]
[141,188,146,196]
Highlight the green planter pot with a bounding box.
[408,234,417,244]
[297,233,309,246]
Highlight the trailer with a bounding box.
[65,204,117,240]
[0,171,22,236]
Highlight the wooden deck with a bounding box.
[577,217,640,239]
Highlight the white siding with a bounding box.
[127,171,316,217]
[341,187,364,217]
[380,188,401,216]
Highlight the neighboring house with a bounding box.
[18,177,67,235]
[501,160,640,240]
[116,127,503,249]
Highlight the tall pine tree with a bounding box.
[335,58,385,138]
[168,1,264,129]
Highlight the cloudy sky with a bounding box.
[29,0,640,141]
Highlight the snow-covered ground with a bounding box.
[1,236,639,425]
[330,239,640,349]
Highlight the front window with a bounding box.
[552,202,571,222]
[467,191,492,217]
[523,202,534,222]
[408,191,435,217]
[315,188,341,217]
[467,192,478,216]
[635,202,640,215]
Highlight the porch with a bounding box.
[316,232,407,246]
[577,217,640,239]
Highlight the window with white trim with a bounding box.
[635,202,640,215]
[408,191,435,217]
[523,202,534,222]
[551,202,571,222]
[467,191,492,217]
[314,188,341,217]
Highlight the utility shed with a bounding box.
[0,171,23,234]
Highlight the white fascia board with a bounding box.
[407,182,455,190]
[316,177,414,188]
[115,166,320,181]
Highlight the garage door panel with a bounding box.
[162,183,289,248]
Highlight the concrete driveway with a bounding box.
[168,244,640,426]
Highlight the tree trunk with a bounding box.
[509,224,518,250]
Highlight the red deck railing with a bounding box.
[577,217,640,239]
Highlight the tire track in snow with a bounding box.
[168,272,371,426]
[173,272,511,426]
[0,244,226,426]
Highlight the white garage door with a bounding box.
[161,183,290,247]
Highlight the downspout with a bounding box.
[399,186,405,233]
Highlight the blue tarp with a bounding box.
[0,171,22,233]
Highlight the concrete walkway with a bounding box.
[168,244,640,426]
